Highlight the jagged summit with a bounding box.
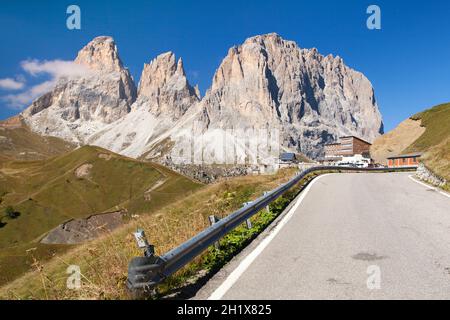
[139,52,189,95]
[21,33,383,161]
[243,32,294,45]
[21,36,137,143]
[137,51,199,118]
[75,36,124,73]
[85,50,200,157]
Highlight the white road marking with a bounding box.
[408,175,450,198]
[207,174,332,300]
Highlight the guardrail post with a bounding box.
[242,202,254,229]
[209,215,220,250]
[128,228,162,296]
[263,192,270,213]
[133,228,154,257]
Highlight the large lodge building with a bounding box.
[324,136,372,159]
[323,135,422,168]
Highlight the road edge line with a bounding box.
[408,175,450,198]
[207,173,331,300]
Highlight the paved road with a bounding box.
[197,173,450,300]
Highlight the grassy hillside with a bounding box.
[404,103,450,181]
[0,116,74,160]
[370,118,425,164]
[405,103,450,152]
[421,137,450,186]
[370,103,450,189]
[0,146,202,285]
[372,102,449,182]
[0,168,297,299]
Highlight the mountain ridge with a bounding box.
[19,33,384,162]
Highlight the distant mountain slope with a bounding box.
[0,145,202,247]
[370,118,425,164]
[371,103,450,181]
[0,146,202,285]
[0,116,74,160]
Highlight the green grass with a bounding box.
[0,145,202,285]
[404,103,450,182]
[0,118,74,161]
[406,103,450,153]
[0,168,297,299]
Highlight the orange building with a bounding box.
[387,153,422,167]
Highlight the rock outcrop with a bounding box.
[140,33,383,163]
[191,33,383,159]
[138,52,199,120]
[21,33,384,163]
[416,163,447,188]
[87,51,200,157]
[21,36,137,144]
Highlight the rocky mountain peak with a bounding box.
[138,52,175,95]
[21,36,137,144]
[201,33,383,158]
[74,36,124,73]
[21,33,383,163]
[176,57,186,76]
[244,32,291,46]
[137,52,199,119]
[87,51,200,157]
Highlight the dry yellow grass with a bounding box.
[0,169,295,300]
[421,137,450,183]
[370,118,425,165]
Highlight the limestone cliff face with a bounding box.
[22,36,137,143]
[195,33,383,158]
[137,52,200,120]
[87,52,200,157]
[21,33,383,161]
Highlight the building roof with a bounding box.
[387,152,423,160]
[280,153,296,161]
[339,135,372,145]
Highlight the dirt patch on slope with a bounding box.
[98,153,113,160]
[40,210,127,245]
[74,163,93,178]
[371,118,425,164]
[144,178,168,201]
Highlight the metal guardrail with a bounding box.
[127,165,417,293]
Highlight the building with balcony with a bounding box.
[324,136,372,158]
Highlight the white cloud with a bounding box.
[2,59,91,110]
[3,80,55,109]
[0,78,25,90]
[21,59,89,78]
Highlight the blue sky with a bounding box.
[0,0,449,131]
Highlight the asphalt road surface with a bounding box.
[197,173,450,300]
